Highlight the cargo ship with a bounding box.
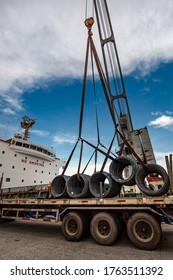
[0,116,66,189]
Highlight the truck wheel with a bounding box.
[127,212,162,250]
[90,212,119,245]
[61,212,88,241]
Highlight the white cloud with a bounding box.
[0,0,173,114]
[0,123,22,139]
[151,110,173,116]
[64,162,110,176]
[143,87,151,92]
[154,151,173,169]
[53,133,77,145]
[151,111,162,116]
[31,129,50,137]
[165,110,173,115]
[0,124,7,129]
[2,107,16,115]
[149,115,173,131]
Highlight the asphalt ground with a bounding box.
[0,221,173,260]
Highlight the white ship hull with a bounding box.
[0,138,66,189]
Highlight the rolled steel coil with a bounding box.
[135,163,170,196]
[66,174,91,198]
[109,156,138,186]
[51,175,69,198]
[89,171,122,198]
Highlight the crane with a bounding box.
[21,115,35,141]
[92,0,156,164]
[62,0,156,178]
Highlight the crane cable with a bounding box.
[63,13,119,176]
[90,41,116,158]
[90,38,100,145]
[85,0,94,19]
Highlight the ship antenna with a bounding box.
[21,115,35,141]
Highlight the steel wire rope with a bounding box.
[90,38,101,146]
[90,41,100,173]
[85,0,87,20]
[62,32,91,176]
[79,32,110,175]
[77,139,84,179]
[78,35,90,139]
[90,36,117,126]
[100,131,116,172]
[62,7,121,176]
[77,31,92,178]
[81,148,97,174]
[84,34,119,168]
[61,139,80,176]
[77,18,100,177]
[90,38,116,171]
[85,0,95,20]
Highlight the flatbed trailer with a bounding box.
[0,194,173,250]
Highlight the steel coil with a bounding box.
[135,164,170,196]
[89,171,122,198]
[66,174,91,198]
[51,175,69,198]
[109,156,138,186]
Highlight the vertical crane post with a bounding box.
[92,0,156,164]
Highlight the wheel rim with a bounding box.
[98,220,110,236]
[133,220,154,242]
[66,218,78,235]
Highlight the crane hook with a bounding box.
[84,17,94,36]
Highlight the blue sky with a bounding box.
[0,0,173,174]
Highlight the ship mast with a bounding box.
[21,115,35,141]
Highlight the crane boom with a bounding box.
[93,0,156,164]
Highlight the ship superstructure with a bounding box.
[0,116,65,189]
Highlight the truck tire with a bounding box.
[61,212,88,241]
[135,164,170,196]
[51,175,69,198]
[90,212,120,245]
[127,212,162,250]
[89,171,121,198]
[109,156,138,186]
